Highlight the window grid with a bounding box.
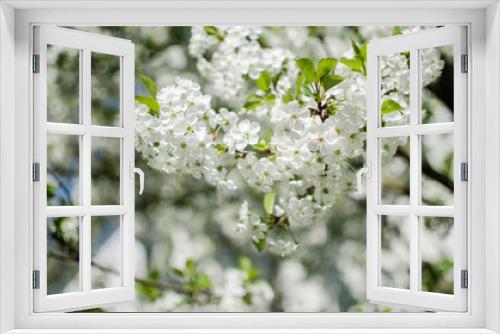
[375,48,455,293]
[366,26,467,312]
[45,48,126,294]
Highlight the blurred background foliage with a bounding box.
[45,26,454,312]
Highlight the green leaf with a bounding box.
[185,259,197,276]
[262,94,276,104]
[245,94,274,110]
[359,42,367,62]
[246,268,260,281]
[263,189,276,215]
[381,99,404,115]
[316,58,337,81]
[295,73,305,99]
[340,57,363,73]
[239,256,252,272]
[301,84,314,97]
[204,26,219,36]
[148,269,160,280]
[140,74,157,98]
[195,274,212,290]
[351,38,361,58]
[171,268,184,278]
[135,96,160,117]
[256,70,271,93]
[214,143,227,155]
[253,238,266,252]
[392,26,402,36]
[244,94,263,110]
[296,58,315,83]
[282,89,293,104]
[264,129,273,144]
[252,142,269,151]
[321,74,343,91]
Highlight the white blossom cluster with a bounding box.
[137,26,447,257]
[135,77,238,191]
[152,266,274,312]
[378,47,445,154]
[216,268,274,311]
[189,26,298,104]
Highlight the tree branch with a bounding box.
[48,251,200,295]
[396,147,453,192]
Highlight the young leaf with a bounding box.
[252,142,269,151]
[244,94,263,110]
[301,84,314,97]
[263,189,276,215]
[185,259,197,276]
[214,143,227,155]
[171,268,184,278]
[239,256,253,272]
[256,70,271,93]
[316,58,337,81]
[321,74,343,91]
[339,57,363,73]
[295,73,305,99]
[296,58,315,83]
[352,38,360,56]
[140,74,157,98]
[262,94,276,104]
[253,238,266,252]
[392,26,402,36]
[381,99,404,115]
[359,42,367,62]
[204,26,219,36]
[282,89,293,104]
[264,129,273,144]
[135,96,160,117]
[195,274,212,290]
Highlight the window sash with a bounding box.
[366,26,468,312]
[32,26,136,312]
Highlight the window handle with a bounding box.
[355,163,371,196]
[130,162,145,195]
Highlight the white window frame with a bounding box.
[32,26,136,312]
[366,26,468,312]
[0,1,499,333]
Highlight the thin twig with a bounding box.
[48,251,191,294]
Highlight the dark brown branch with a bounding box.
[48,251,194,295]
[396,147,453,192]
[47,168,75,205]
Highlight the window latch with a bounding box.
[355,163,371,196]
[130,162,144,195]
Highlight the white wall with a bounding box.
[0,2,16,333]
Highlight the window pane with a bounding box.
[421,133,454,206]
[47,217,80,295]
[421,217,454,294]
[380,215,410,289]
[380,137,410,205]
[91,216,122,289]
[91,52,121,127]
[420,45,453,124]
[379,52,410,127]
[47,45,80,124]
[47,134,80,206]
[91,137,121,205]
